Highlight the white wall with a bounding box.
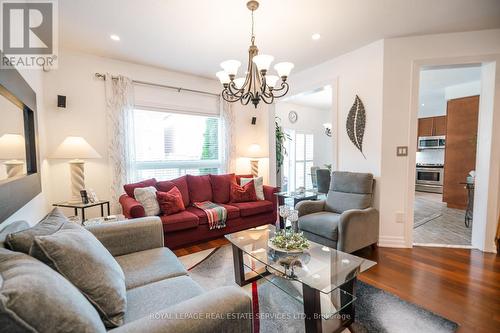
[3,69,51,226]
[285,40,384,210]
[275,102,333,169]
[232,102,271,184]
[382,29,500,251]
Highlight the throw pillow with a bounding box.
[0,248,106,333]
[30,226,127,328]
[235,174,254,185]
[186,174,213,203]
[230,180,258,203]
[5,208,80,254]
[123,178,157,198]
[134,186,160,216]
[241,176,264,200]
[155,175,190,207]
[157,186,186,215]
[209,173,236,203]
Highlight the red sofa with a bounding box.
[119,174,278,249]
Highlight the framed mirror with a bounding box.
[0,59,41,223]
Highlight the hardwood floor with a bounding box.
[413,191,471,245]
[175,238,499,333]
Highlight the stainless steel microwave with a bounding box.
[418,136,445,149]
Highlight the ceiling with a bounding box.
[59,0,500,79]
[419,65,482,118]
[282,85,332,110]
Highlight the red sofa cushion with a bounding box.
[230,200,274,217]
[230,180,258,203]
[123,178,157,198]
[235,174,253,185]
[160,211,199,232]
[186,175,212,203]
[156,175,190,207]
[157,187,185,215]
[186,204,240,225]
[209,173,236,203]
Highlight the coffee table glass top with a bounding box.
[225,225,376,294]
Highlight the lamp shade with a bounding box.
[248,143,267,159]
[50,136,101,159]
[0,134,26,160]
[252,54,274,72]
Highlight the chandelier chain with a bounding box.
[251,9,255,44]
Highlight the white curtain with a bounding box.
[220,97,236,173]
[104,74,135,213]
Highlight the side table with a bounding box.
[53,200,110,222]
[274,191,319,228]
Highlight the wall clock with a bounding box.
[288,110,298,123]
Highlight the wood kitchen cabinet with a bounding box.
[443,96,479,209]
[418,116,447,137]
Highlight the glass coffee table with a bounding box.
[225,225,376,333]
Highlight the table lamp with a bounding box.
[248,143,265,177]
[50,136,101,203]
[0,134,26,178]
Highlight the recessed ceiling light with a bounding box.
[421,103,425,106]
[312,33,321,40]
[110,34,120,41]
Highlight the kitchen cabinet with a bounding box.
[443,96,479,209]
[418,116,447,137]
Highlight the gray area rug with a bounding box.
[179,245,458,333]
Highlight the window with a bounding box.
[132,108,221,181]
[282,130,314,191]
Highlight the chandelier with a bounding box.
[216,0,294,108]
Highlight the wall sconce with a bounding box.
[323,123,332,137]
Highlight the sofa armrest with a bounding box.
[337,208,379,253]
[296,200,326,217]
[86,217,164,257]
[119,194,146,219]
[109,286,252,333]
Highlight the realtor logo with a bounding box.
[1,0,58,69]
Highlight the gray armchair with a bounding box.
[296,171,379,253]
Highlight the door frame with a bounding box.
[406,55,500,252]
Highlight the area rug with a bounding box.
[179,245,458,333]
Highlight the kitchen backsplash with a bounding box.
[416,149,445,164]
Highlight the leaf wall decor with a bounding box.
[346,95,366,159]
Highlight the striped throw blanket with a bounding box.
[193,201,227,230]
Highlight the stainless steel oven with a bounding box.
[418,136,446,150]
[415,164,444,193]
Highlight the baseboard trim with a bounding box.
[378,235,407,248]
[413,243,475,249]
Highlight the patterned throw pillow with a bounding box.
[134,186,160,216]
[156,186,186,215]
[240,176,264,200]
[230,180,258,203]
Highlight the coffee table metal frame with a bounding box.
[226,225,375,333]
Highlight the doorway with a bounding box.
[275,85,333,193]
[412,65,481,247]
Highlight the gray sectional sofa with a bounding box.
[0,213,252,333]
